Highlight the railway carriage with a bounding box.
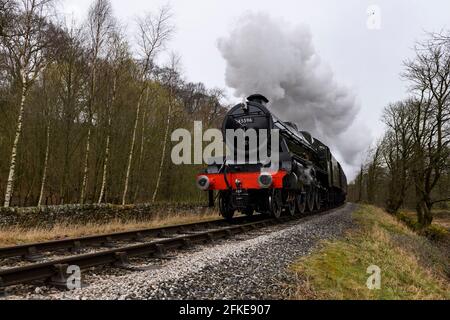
[196,94,347,220]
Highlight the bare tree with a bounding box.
[366,142,382,204]
[380,100,414,214]
[122,5,173,205]
[0,0,14,37]
[133,86,150,202]
[97,30,127,204]
[356,165,364,203]
[403,34,450,226]
[152,53,180,202]
[79,0,114,204]
[0,1,228,206]
[52,24,88,205]
[36,69,55,206]
[0,0,55,207]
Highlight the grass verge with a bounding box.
[287,205,449,300]
[0,209,219,247]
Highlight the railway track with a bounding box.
[0,214,294,294]
[0,208,340,295]
[0,215,261,261]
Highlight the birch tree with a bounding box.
[53,25,88,204]
[152,54,179,202]
[133,87,150,203]
[36,68,55,206]
[0,1,229,206]
[80,0,114,204]
[0,0,54,207]
[98,31,127,204]
[122,5,173,205]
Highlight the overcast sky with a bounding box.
[62,0,450,179]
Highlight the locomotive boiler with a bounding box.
[196,94,347,220]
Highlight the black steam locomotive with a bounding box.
[196,94,347,220]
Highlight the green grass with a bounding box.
[287,205,450,300]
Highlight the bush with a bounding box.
[421,225,449,242]
[396,212,420,230]
[396,211,449,242]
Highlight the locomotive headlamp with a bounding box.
[258,173,273,189]
[196,175,210,191]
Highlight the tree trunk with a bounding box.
[422,201,433,227]
[134,108,147,203]
[357,166,364,203]
[38,121,51,207]
[98,78,117,204]
[4,82,27,208]
[80,126,91,204]
[81,28,100,204]
[416,201,424,226]
[134,87,150,203]
[152,98,172,203]
[98,115,111,204]
[417,196,433,228]
[385,169,407,214]
[122,86,146,205]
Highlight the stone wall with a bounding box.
[0,202,209,229]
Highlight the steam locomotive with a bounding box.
[196,94,347,220]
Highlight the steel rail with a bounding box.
[0,205,347,292]
[0,216,291,289]
[0,215,261,260]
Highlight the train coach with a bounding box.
[196,94,347,220]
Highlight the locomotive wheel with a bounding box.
[270,189,283,219]
[315,191,322,211]
[286,192,296,216]
[296,191,306,215]
[306,188,315,213]
[219,191,235,221]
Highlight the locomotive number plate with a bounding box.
[236,117,254,125]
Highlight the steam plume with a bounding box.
[218,12,371,175]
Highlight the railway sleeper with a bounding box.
[69,241,83,254]
[224,229,233,238]
[0,277,5,296]
[113,252,131,268]
[153,244,167,258]
[181,238,193,249]
[102,237,116,248]
[133,233,146,242]
[157,230,173,239]
[177,226,187,234]
[48,264,71,290]
[23,246,44,262]
[206,233,216,243]
[47,263,88,291]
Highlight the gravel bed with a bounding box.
[3,204,356,300]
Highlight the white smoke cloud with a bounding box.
[218,12,371,177]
